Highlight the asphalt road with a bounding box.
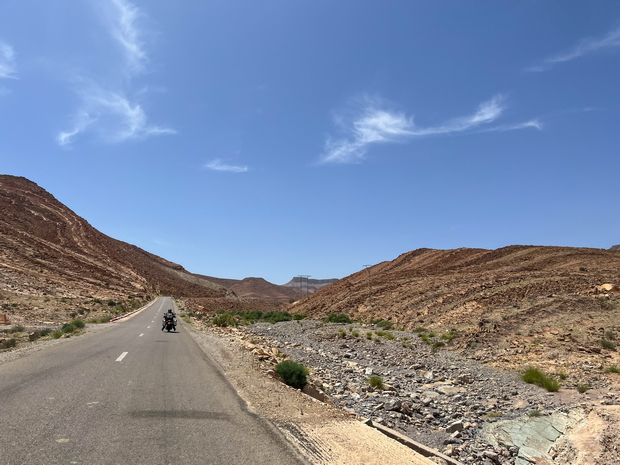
[0,297,308,465]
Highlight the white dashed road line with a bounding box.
[139,333,144,337]
[116,352,128,362]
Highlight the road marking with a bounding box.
[139,333,144,337]
[147,326,151,329]
[116,352,128,362]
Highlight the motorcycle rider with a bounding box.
[161,309,177,331]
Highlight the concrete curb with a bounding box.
[361,418,465,465]
[109,298,158,322]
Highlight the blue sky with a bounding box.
[1,1,619,284]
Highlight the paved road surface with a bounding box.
[0,297,307,465]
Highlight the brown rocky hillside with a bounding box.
[288,245,620,376]
[0,175,225,305]
[198,275,299,303]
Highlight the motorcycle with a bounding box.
[163,316,176,332]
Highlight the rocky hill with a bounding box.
[197,275,299,303]
[288,245,620,375]
[0,175,225,306]
[282,277,339,296]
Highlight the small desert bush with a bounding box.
[61,323,76,333]
[558,370,568,380]
[374,320,393,330]
[39,328,52,337]
[577,384,591,394]
[212,313,237,327]
[71,319,85,329]
[338,329,346,338]
[275,360,309,389]
[324,313,352,324]
[293,314,307,320]
[432,341,445,351]
[7,325,25,334]
[52,330,63,339]
[351,330,360,337]
[528,410,542,418]
[521,367,560,392]
[0,338,17,349]
[605,365,620,373]
[600,339,616,350]
[604,330,616,340]
[366,331,372,339]
[367,375,385,390]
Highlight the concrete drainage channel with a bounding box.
[362,418,464,465]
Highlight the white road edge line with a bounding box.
[116,352,128,362]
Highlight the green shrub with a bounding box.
[7,324,25,333]
[261,311,292,324]
[441,330,457,343]
[374,320,393,330]
[521,367,560,392]
[107,300,116,307]
[432,341,445,351]
[604,330,616,341]
[577,384,591,393]
[275,360,309,389]
[324,313,352,324]
[600,339,616,350]
[604,365,620,373]
[293,314,307,320]
[211,313,237,327]
[558,370,568,380]
[39,328,52,337]
[61,323,76,333]
[366,331,372,339]
[52,330,63,339]
[71,319,85,329]
[0,338,17,349]
[338,329,346,338]
[528,410,542,418]
[367,375,385,390]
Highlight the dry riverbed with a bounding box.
[187,317,620,465]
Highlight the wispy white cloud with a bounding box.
[204,159,250,173]
[58,0,174,146]
[526,25,620,72]
[320,95,538,164]
[57,81,176,146]
[0,40,17,79]
[108,0,147,75]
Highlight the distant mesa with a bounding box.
[282,277,339,294]
[611,244,620,250]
